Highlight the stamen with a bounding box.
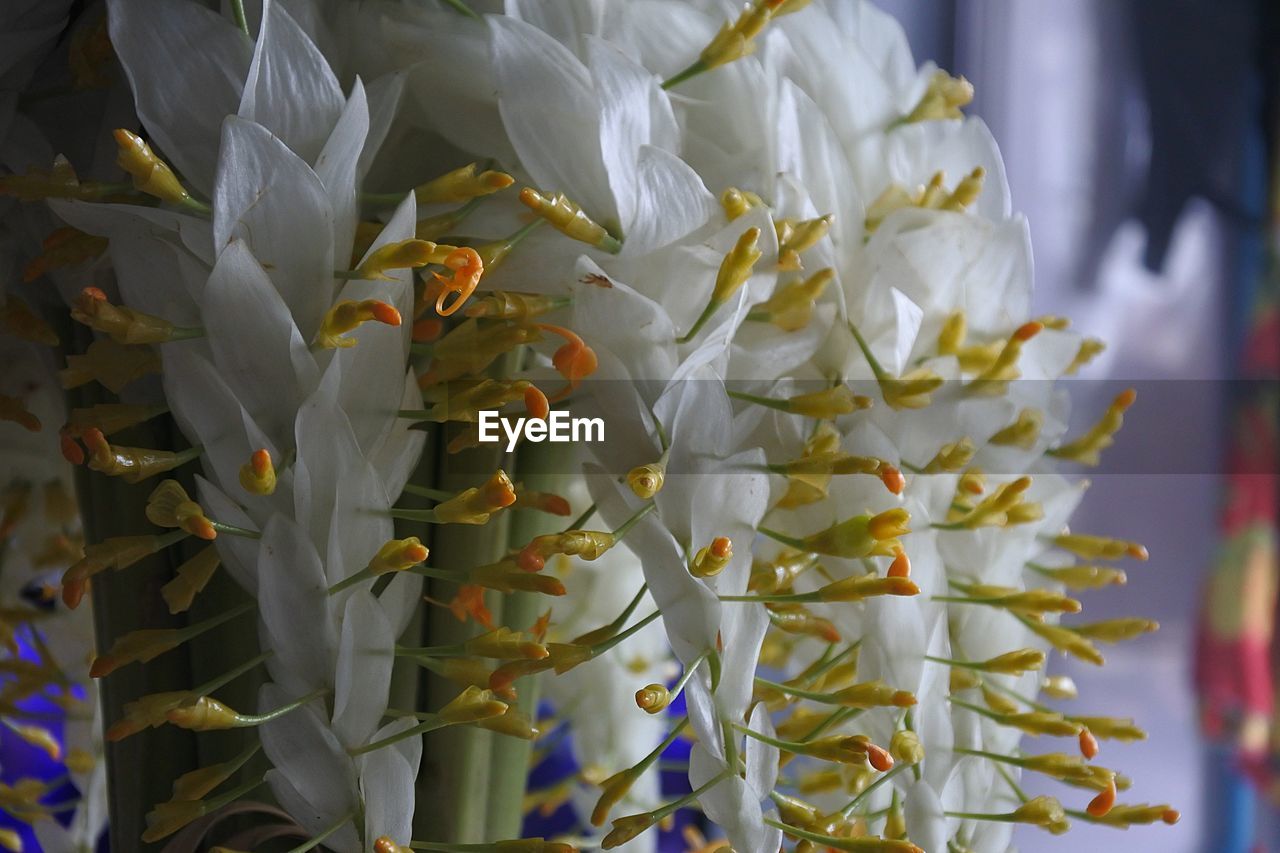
[925,648,1045,676]
[690,536,733,578]
[66,402,168,436]
[776,215,833,270]
[79,428,201,483]
[847,320,943,409]
[537,324,598,400]
[167,687,327,731]
[754,675,916,709]
[418,318,541,386]
[431,247,484,316]
[662,0,801,89]
[760,507,909,560]
[464,291,568,320]
[963,321,1042,396]
[591,718,689,826]
[1065,337,1107,376]
[729,385,872,418]
[1027,562,1127,589]
[328,537,429,594]
[62,530,188,608]
[989,408,1044,450]
[1069,618,1159,644]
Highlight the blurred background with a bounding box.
[874,0,1279,850]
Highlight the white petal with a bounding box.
[332,591,394,747]
[106,0,250,194]
[213,116,336,340]
[257,515,338,693]
[239,0,344,164]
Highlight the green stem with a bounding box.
[841,762,911,817]
[285,810,356,853]
[676,296,723,344]
[661,60,709,91]
[230,0,250,36]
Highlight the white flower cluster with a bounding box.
[0,0,1175,851]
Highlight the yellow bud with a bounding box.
[1033,564,1127,589]
[59,338,160,393]
[437,685,509,725]
[1050,388,1137,466]
[889,730,924,765]
[355,238,436,280]
[752,268,833,331]
[368,537,429,575]
[1070,618,1158,644]
[0,828,21,852]
[107,691,194,741]
[81,428,199,484]
[476,708,540,740]
[949,668,981,693]
[627,461,666,499]
[313,299,402,349]
[711,226,763,304]
[71,286,180,344]
[162,545,221,614]
[786,385,872,419]
[974,648,1045,675]
[904,70,974,123]
[721,187,765,220]
[923,438,976,473]
[114,129,195,206]
[238,448,277,496]
[997,711,1082,737]
[801,508,909,559]
[1012,796,1066,829]
[166,696,241,731]
[989,409,1044,450]
[1052,533,1148,561]
[776,215,832,270]
[690,537,733,578]
[1065,337,1106,375]
[1070,716,1146,741]
[146,480,216,540]
[518,188,620,253]
[464,291,563,321]
[415,163,514,204]
[602,812,657,848]
[817,574,919,603]
[1023,619,1104,666]
[831,680,917,709]
[465,627,548,661]
[1041,675,1078,700]
[635,684,670,714]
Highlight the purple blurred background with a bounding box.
[875,1,1280,850]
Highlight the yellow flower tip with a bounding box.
[314,299,402,348]
[1013,796,1066,829]
[369,537,429,575]
[432,247,484,316]
[166,696,241,731]
[517,530,615,572]
[627,462,666,499]
[537,324,598,397]
[142,800,205,843]
[524,386,551,421]
[878,464,906,495]
[1087,779,1118,818]
[113,128,192,206]
[889,730,924,765]
[635,684,671,714]
[868,508,911,541]
[690,537,733,578]
[375,837,409,853]
[887,550,911,578]
[71,286,180,344]
[720,187,764,220]
[0,828,21,852]
[1079,728,1100,759]
[865,741,895,772]
[603,813,657,848]
[468,627,550,661]
[1163,809,1181,825]
[238,448,277,495]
